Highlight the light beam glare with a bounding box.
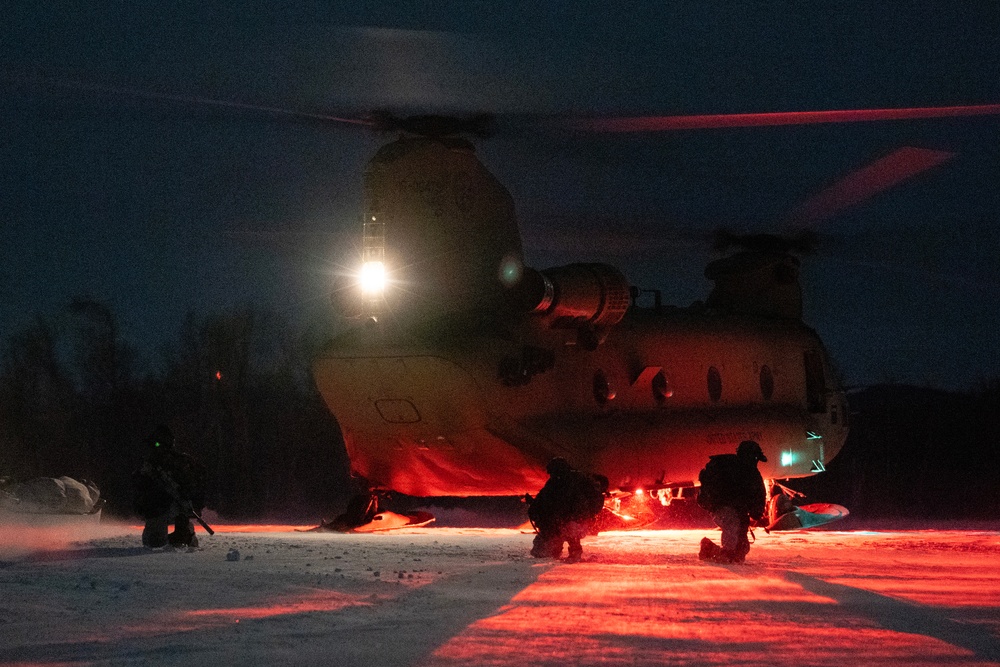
[359,261,386,295]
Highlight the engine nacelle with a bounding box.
[514,263,631,330]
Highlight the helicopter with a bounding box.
[6,37,997,530]
[308,104,997,530]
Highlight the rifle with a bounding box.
[145,463,215,535]
[523,493,538,533]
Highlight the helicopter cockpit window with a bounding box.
[759,365,774,401]
[804,350,827,413]
[593,370,615,405]
[707,366,722,402]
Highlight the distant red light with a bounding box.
[215,371,222,380]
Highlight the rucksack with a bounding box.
[696,453,766,520]
[697,455,729,512]
[581,476,606,518]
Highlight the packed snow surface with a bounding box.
[1,521,998,666]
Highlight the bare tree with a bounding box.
[0,317,74,478]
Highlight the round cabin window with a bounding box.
[707,366,722,402]
[593,370,616,405]
[652,369,673,404]
[760,365,774,400]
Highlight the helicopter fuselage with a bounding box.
[313,303,848,497]
[314,133,847,500]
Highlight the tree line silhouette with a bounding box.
[2,297,998,523]
[0,297,350,521]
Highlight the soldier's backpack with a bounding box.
[581,475,606,518]
[697,454,731,513]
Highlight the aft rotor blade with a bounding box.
[576,104,1000,132]
[785,147,955,227]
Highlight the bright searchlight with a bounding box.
[360,261,386,295]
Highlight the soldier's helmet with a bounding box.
[546,457,572,477]
[737,440,767,463]
[148,424,175,450]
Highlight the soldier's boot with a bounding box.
[699,537,721,561]
[169,526,197,547]
[531,533,561,559]
[713,549,742,564]
[143,535,168,549]
[566,540,583,563]
[529,536,546,559]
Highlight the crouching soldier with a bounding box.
[133,425,207,548]
[528,457,605,562]
[697,440,768,563]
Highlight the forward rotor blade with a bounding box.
[785,147,954,227]
[576,104,1000,132]
[4,73,373,127]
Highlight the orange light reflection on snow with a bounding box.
[183,593,366,621]
[430,564,986,666]
[117,590,372,637]
[127,524,314,533]
[205,524,315,533]
[814,570,1000,608]
[512,563,833,607]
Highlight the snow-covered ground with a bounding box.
[1,519,998,666]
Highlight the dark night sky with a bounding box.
[2,1,999,389]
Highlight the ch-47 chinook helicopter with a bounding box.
[10,63,998,530]
[14,63,993,530]
[5,15,997,531]
[310,104,1000,531]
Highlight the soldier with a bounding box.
[132,425,207,548]
[697,440,768,563]
[528,457,605,562]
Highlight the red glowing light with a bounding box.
[345,431,547,496]
[215,371,222,380]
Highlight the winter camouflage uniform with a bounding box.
[697,440,768,563]
[133,425,206,548]
[528,458,605,562]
